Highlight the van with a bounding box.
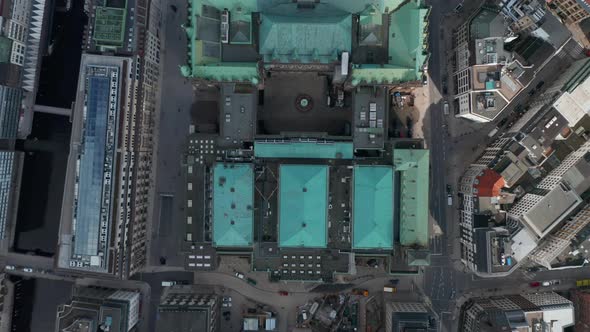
[383,286,397,293]
[443,101,449,115]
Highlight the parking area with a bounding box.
[327,166,353,249]
[253,163,279,243]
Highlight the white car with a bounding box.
[5,265,15,271]
[542,280,560,286]
[23,268,33,273]
[235,272,245,279]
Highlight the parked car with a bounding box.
[529,281,541,288]
[5,265,15,271]
[279,291,289,296]
[246,277,257,285]
[235,272,245,279]
[542,280,560,286]
[23,267,33,273]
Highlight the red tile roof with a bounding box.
[475,169,505,197]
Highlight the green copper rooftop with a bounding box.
[212,163,254,247]
[259,0,406,14]
[254,141,354,159]
[279,165,328,248]
[184,0,260,82]
[351,65,418,85]
[351,0,430,84]
[184,0,429,84]
[94,6,126,47]
[353,166,394,249]
[259,5,352,63]
[388,1,429,77]
[393,149,429,247]
[188,62,259,83]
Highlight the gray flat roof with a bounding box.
[219,83,256,146]
[522,183,583,237]
[156,309,209,332]
[471,91,507,121]
[352,86,387,150]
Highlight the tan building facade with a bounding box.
[548,0,590,23]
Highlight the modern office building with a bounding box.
[0,85,22,139]
[55,0,162,277]
[157,289,219,332]
[452,7,531,123]
[547,0,590,23]
[529,203,590,268]
[572,289,590,331]
[385,302,434,332]
[4,0,31,67]
[57,54,139,277]
[460,292,574,331]
[500,0,546,33]
[55,285,140,332]
[552,59,590,127]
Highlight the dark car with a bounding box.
[529,281,541,288]
[279,291,289,296]
[535,81,545,89]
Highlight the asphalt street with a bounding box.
[148,0,195,268]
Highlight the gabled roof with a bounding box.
[353,166,394,249]
[254,141,354,159]
[259,5,352,63]
[393,149,429,248]
[387,0,430,76]
[213,163,254,247]
[279,165,328,248]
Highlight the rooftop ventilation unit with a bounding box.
[221,10,230,44]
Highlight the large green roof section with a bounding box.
[259,5,352,63]
[182,0,260,83]
[183,0,429,84]
[393,149,429,247]
[352,0,430,84]
[254,141,353,159]
[353,166,394,249]
[94,7,126,47]
[258,0,406,14]
[212,163,254,247]
[279,165,328,248]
